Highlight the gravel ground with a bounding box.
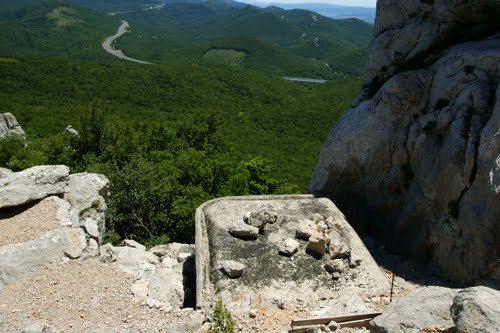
[0,199,59,246]
[0,258,204,333]
[0,207,451,333]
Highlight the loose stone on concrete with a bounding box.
[229,222,259,239]
[278,238,299,256]
[220,260,246,278]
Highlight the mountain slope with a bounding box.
[0,0,119,60]
[115,2,372,75]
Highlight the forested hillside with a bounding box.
[0,57,359,243]
[0,0,368,244]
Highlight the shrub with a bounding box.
[209,299,236,333]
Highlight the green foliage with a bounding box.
[202,49,247,67]
[0,0,119,61]
[0,57,359,189]
[209,299,236,333]
[0,135,25,167]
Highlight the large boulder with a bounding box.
[0,166,110,289]
[450,286,500,333]
[0,113,25,137]
[370,286,459,333]
[310,0,500,283]
[0,165,69,209]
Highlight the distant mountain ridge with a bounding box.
[247,1,376,22]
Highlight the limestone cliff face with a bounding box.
[310,0,500,283]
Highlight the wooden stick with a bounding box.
[289,318,374,333]
[291,312,381,327]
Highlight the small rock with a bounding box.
[146,298,157,308]
[229,222,259,239]
[324,259,345,274]
[122,239,146,251]
[249,309,258,318]
[87,238,99,257]
[328,321,341,330]
[279,238,299,256]
[220,260,246,278]
[316,220,328,232]
[332,272,341,280]
[328,231,350,259]
[161,257,178,268]
[245,211,278,231]
[177,252,191,262]
[82,218,99,239]
[349,252,362,267]
[310,213,324,222]
[63,229,87,259]
[307,232,330,256]
[296,218,314,240]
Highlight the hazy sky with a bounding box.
[247,0,377,7]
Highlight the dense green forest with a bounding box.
[0,0,367,245]
[0,57,360,244]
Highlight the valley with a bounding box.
[0,0,369,244]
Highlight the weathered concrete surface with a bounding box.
[195,195,389,313]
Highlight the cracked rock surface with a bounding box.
[310,0,500,284]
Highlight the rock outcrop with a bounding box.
[310,0,500,283]
[0,113,25,137]
[370,286,458,333]
[450,286,500,333]
[0,165,109,289]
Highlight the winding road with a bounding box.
[102,3,165,64]
[102,20,152,64]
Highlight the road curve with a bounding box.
[102,20,153,65]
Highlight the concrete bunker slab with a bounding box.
[195,195,390,311]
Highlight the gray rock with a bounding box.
[21,321,54,333]
[307,232,329,256]
[324,259,345,274]
[103,246,159,276]
[65,172,109,242]
[144,267,185,309]
[370,286,459,333]
[278,238,299,256]
[83,218,99,240]
[0,228,66,290]
[310,35,500,283]
[0,165,69,209]
[295,218,314,240]
[451,286,500,333]
[0,113,25,137]
[220,260,245,278]
[63,228,87,259]
[348,252,362,268]
[149,242,195,258]
[245,211,278,231]
[229,221,259,239]
[86,238,99,257]
[328,231,349,259]
[122,239,146,251]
